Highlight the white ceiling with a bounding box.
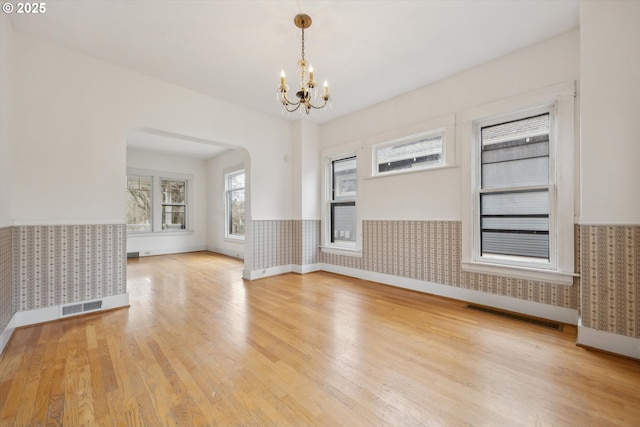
[9,0,580,158]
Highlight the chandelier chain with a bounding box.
[301,26,305,61]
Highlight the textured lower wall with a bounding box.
[249,219,579,310]
[580,225,639,338]
[0,226,13,333]
[13,224,127,311]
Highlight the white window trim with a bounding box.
[459,81,576,285]
[126,167,194,235]
[224,167,245,241]
[365,113,456,179]
[320,141,363,257]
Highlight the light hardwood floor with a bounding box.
[1,252,639,426]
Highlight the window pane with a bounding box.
[480,190,549,216]
[331,202,356,243]
[481,114,549,189]
[377,134,442,173]
[226,170,245,238]
[480,190,549,260]
[126,176,152,232]
[162,205,185,230]
[333,157,356,200]
[228,188,245,236]
[481,114,549,145]
[481,232,549,259]
[161,180,186,204]
[228,172,244,190]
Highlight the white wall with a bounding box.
[292,120,321,220]
[10,31,293,226]
[206,149,248,258]
[0,13,14,225]
[126,147,208,255]
[580,0,640,224]
[319,30,580,221]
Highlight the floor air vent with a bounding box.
[466,304,563,331]
[127,251,140,259]
[61,300,103,318]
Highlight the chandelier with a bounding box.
[277,14,331,115]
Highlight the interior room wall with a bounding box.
[577,0,639,358]
[319,30,579,221]
[206,148,248,259]
[11,32,293,225]
[126,147,208,256]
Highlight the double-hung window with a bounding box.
[461,82,576,284]
[321,148,360,255]
[126,169,193,234]
[479,113,551,262]
[225,170,245,239]
[161,179,187,230]
[330,156,357,245]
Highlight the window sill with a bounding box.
[320,246,363,258]
[224,236,245,243]
[461,261,577,285]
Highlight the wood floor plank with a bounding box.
[1,251,639,426]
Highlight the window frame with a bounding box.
[365,113,456,179]
[160,178,188,231]
[321,143,362,256]
[224,168,245,241]
[459,82,576,285]
[372,129,445,177]
[473,106,556,270]
[126,168,194,235]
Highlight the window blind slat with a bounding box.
[482,232,549,259]
[481,217,548,231]
[480,191,549,216]
[482,157,549,188]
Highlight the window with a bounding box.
[225,170,245,239]
[127,175,152,232]
[161,179,187,230]
[479,114,550,261]
[460,81,575,284]
[331,157,357,244]
[126,169,193,234]
[374,130,443,175]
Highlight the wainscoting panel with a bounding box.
[13,224,127,311]
[0,226,13,333]
[250,220,296,271]
[580,225,639,338]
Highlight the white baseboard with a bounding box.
[0,315,16,356]
[292,263,323,274]
[207,246,244,260]
[577,324,640,359]
[13,293,129,327]
[1,293,129,356]
[320,264,579,324]
[135,246,206,257]
[244,265,294,280]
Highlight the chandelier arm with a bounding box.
[281,92,302,107]
[308,98,329,110]
[285,103,301,113]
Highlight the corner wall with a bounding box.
[577,1,640,358]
